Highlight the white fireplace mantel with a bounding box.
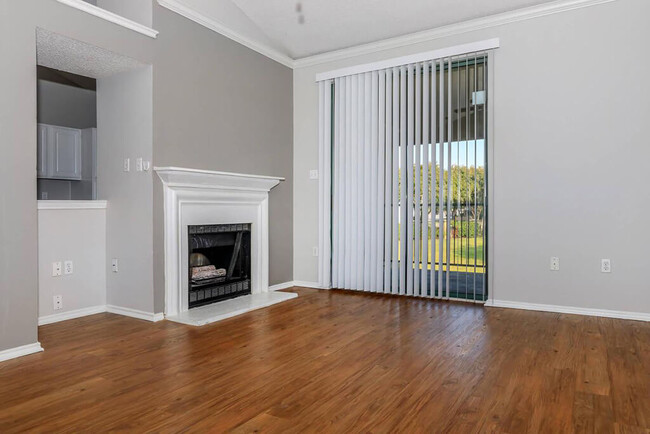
[155,167,284,192]
[155,167,286,321]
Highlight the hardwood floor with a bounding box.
[1,288,649,433]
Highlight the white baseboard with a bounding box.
[106,305,165,322]
[39,305,107,326]
[267,280,327,290]
[485,299,650,322]
[293,280,327,289]
[0,342,44,363]
[268,281,295,291]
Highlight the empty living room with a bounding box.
[1,0,649,432]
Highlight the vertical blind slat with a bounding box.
[399,67,407,295]
[438,59,445,299]
[391,68,400,294]
[344,76,353,289]
[414,63,422,297]
[430,60,438,298]
[369,71,379,292]
[355,74,364,290]
[421,63,430,297]
[406,65,414,296]
[377,72,386,293]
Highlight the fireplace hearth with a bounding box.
[188,223,251,308]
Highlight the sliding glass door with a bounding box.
[319,50,489,302]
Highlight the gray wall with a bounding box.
[293,0,650,314]
[38,208,106,318]
[97,0,152,28]
[37,80,96,129]
[97,67,154,313]
[0,0,292,352]
[151,6,293,312]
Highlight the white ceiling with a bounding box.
[231,0,556,58]
[166,0,558,60]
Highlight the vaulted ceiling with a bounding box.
[161,0,562,61]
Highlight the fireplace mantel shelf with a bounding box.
[154,167,284,192]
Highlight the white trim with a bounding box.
[0,343,44,363]
[156,0,293,68]
[316,39,499,81]
[106,305,165,322]
[38,305,106,325]
[38,200,108,210]
[295,0,616,69]
[154,167,285,185]
[56,0,159,38]
[485,300,650,322]
[293,280,328,289]
[269,281,295,291]
[166,292,297,326]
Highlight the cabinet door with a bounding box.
[51,127,82,180]
[37,124,48,178]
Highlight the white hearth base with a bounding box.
[166,291,297,326]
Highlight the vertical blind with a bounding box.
[319,51,489,301]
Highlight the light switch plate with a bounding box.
[112,258,119,273]
[123,158,130,172]
[550,257,560,271]
[135,158,143,172]
[52,261,62,277]
[64,260,73,275]
[309,169,319,180]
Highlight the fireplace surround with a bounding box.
[155,167,296,325]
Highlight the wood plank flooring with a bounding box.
[1,288,649,433]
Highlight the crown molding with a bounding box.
[294,0,616,69]
[157,0,294,68]
[56,0,158,38]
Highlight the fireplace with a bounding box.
[156,167,296,325]
[188,223,251,308]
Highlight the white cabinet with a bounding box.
[37,124,82,180]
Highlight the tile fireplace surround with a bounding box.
[155,167,296,326]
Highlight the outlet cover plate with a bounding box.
[53,295,63,310]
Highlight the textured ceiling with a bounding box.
[194,0,558,58]
[36,28,146,78]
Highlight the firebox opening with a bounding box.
[188,223,251,308]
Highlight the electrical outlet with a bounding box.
[312,246,319,257]
[64,260,73,275]
[309,169,319,180]
[112,258,119,273]
[53,295,63,311]
[550,257,560,271]
[52,261,62,277]
[601,259,611,273]
[123,158,130,172]
[135,158,143,172]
